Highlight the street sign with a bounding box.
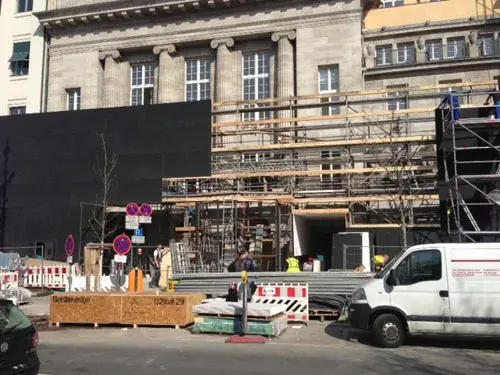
[65,235,75,257]
[125,215,139,230]
[138,216,152,224]
[114,254,127,263]
[126,203,140,217]
[131,235,145,244]
[67,256,73,264]
[140,203,153,217]
[113,234,132,256]
[134,228,144,237]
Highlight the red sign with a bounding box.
[113,234,132,256]
[65,235,75,257]
[139,203,153,217]
[126,203,140,216]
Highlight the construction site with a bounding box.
[162,79,499,274]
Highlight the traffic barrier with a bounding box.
[66,276,128,292]
[23,266,68,290]
[0,272,18,289]
[251,283,309,323]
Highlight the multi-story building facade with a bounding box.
[0,0,47,116]
[32,0,499,267]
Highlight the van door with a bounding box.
[388,248,450,334]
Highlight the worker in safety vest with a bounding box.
[286,257,301,273]
[373,254,390,272]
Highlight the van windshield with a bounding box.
[373,251,405,279]
[0,304,32,333]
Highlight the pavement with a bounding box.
[36,321,500,375]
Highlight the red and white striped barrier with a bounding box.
[0,272,18,289]
[251,283,309,323]
[22,266,68,289]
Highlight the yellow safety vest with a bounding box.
[286,257,301,273]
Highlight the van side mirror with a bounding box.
[387,269,398,286]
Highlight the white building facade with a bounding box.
[0,0,47,116]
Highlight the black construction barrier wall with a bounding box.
[0,101,211,256]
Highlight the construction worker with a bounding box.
[373,254,390,272]
[286,257,301,272]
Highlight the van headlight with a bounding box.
[351,288,367,302]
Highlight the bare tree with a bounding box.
[88,132,119,244]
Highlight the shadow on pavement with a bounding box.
[324,322,500,351]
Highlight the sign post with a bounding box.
[113,234,132,292]
[65,235,75,292]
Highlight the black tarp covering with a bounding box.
[0,101,211,256]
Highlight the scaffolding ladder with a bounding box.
[221,199,236,269]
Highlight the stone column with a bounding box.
[272,31,296,143]
[210,38,235,147]
[98,50,122,108]
[153,44,177,103]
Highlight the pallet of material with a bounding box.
[192,301,288,337]
[49,292,204,327]
[192,314,287,337]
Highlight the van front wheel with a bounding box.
[373,313,406,348]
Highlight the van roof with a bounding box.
[409,243,500,250]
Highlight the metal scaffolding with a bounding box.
[439,85,500,242]
[165,80,497,268]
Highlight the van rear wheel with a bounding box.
[373,313,405,348]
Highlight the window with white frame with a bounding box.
[130,63,154,106]
[320,150,341,185]
[9,106,26,115]
[425,39,443,62]
[478,34,494,57]
[185,58,211,101]
[439,79,464,104]
[397,43,415,64]
[387,85,408,111]
[381,0,404,7]
[243,52,270,122]
[318,65,340,116]
[18,0,33,13]
[375,45,393,66]
[446,37,466,59]
[66,88,81,111]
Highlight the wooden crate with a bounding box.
[120,293,204,327]
[50,292,205,327]
[50,293,123,324]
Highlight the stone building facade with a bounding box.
[36,0,364,114]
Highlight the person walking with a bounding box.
[149,244,162,288]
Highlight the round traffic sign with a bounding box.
[139,203,153,217]
[126,203,140,216]
[113,234,132,256]
[65,235,75,257]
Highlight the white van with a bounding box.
[349,243,500,348]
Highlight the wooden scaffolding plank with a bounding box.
[212,107,436,129]
[292,208,349,215]
[348,223,441,229]
[163,165,435,182]
[212,135,435,153]
[212,80,496,107]
[175,226,196,232]
[162,194,439,204]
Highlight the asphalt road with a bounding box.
[37,323,500,375]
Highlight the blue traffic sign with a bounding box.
[126,203,140,216]
[113,234,132,255]
[134,228,144,237]
[65,235,75,257]
[140,203,153,217]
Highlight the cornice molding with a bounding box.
[47,9,361,56]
